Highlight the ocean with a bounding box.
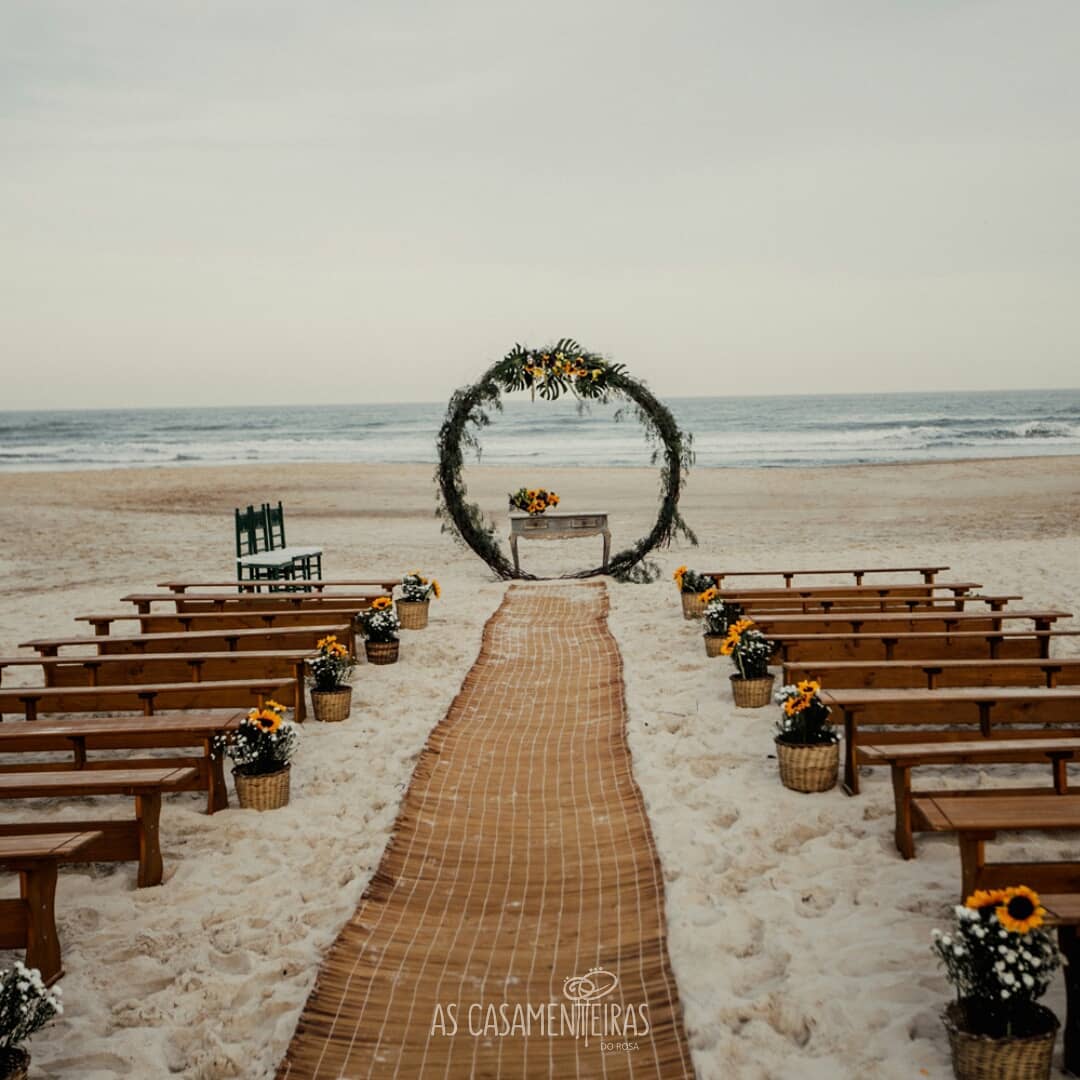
[1,389,1078,472]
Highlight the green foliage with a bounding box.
[435,341,696,581]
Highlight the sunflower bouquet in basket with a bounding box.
[306,635,356,721]
[214,701,298,779]
[774,681,837,747]
[358,595,401,664]
[702,596,744,655]
[0,961,62,1077]
[720,618,777,706]
[509,488,559,515]
[397,571,440,630]
[673,566,716,619]
[933,886,1060,1058]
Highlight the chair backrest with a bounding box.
[235,505,264,557]
[263,501,287,550]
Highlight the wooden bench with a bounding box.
[0,677,295,723]
[736,593,1020,615]
[121,591,383,615]
[750,608,1071,637]
[770,629,1080,664]
[0,767,198,887]
[75,609,360,639]
[820,686,1080,795]
[0,713,243,813]
[158,578,400,593]
[716,581,980,600]
[0,831,103,984]
[20,623,351,658]
[860,737,1080,858]
[0,651,314,722]
[1040,895,1080,1075]
[784,657,1080,690]
[707,565,950,587]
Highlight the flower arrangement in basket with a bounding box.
[933,886,1061,1079]
[509,488,560,515]
[306,635,356,722]
[0,962,61,1080]
[358,596,401,664]
[673,566,716,619]
[215,701,298,810]
[397,571,441,630]
[702,596,744,656]
[774,681,839,791]
[720,618,776,706]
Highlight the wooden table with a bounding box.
[509,511,611,572]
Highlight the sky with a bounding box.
[2,1,1078,409]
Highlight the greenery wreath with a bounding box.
[435,339,696,581]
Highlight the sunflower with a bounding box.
[264,700,285,713]
[247,708,282,733]
[720,639,735,656]
[796,679,820,696]
[372,596,392,611]
[996,886,1046,934]
[317,635,337,650]
[700,587,718,605]
[964,888,1009,912]
[673,566,688,581]
[432,579,441,598]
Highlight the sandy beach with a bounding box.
[2,455,1079,1079]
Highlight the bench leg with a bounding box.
[204,738,229,814]
[842,709,859,795]
[22,864,62,985]
[135,792,163,887]
[891,764,915,859]
[957,832,990,900]
[1059,926,1080,1076]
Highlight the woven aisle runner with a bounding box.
[278,582,694,1079]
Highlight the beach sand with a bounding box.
[2,456,1078,1078]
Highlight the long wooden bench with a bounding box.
[860,737,1080,858]
[770,629,1080,663]
[911,792,1080,898]
[0,831,103,984]
[159,578,400,593]
[716,581,980,600]
[20,623,351,658]
[0,677,295,723]
[750,608,1071,637]
[820,686,1080,795]
[784,657,1080,689]
[707,565,950,587]
[736,593,1020,615]
[0,767,198,887]
[0,713,243,813]
[0,651,313,721]
[121,591,382,615]
[75,609,360,638]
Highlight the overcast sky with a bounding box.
[2,1,1078,409]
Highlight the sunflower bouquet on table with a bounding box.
[397,570,440,630]
[509,488,559,515]
[934,886,1061,1053]
[673,566,716,619]
[358,595,401,664]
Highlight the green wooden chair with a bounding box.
[235,505,297,584]
[262,501,322,580]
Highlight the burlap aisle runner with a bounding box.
[278,583,694,1079]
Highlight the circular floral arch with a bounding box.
[435,340,696,581]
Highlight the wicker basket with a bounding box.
[681,591,709,620]
[0,1048,29,1080]
[730,673,775,708]
[396,599,430,630]
[365,640,400,665]
[943,1001,1058,1080]
[775,739,839,793]
[704,633,725,657]
[233,765,291,811]
[311,686,352,723]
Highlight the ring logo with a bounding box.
[430,966,650,1049]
